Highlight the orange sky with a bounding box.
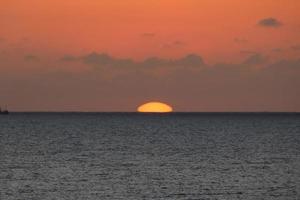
[1,0,300,61]
[0,0,300,111]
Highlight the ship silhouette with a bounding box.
[0,106,9,114]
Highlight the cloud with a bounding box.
[82,52,113,65]
[2,52,300,111]
[267,59,300,71]
[64,52,205,69]
[60,54,78,62]
[24,54,39,62]
[240,50,258,55]
[162,41,186,49]
[172,54,204,66]
[272,48,283,53]
[243,53,267,65]
[173,41,185,46]
[258,18,282,27]
[81,52,134,67]
[291,45,300,51]
[234,38,248,44]
[142,57,169,67]
[141,33,156,37]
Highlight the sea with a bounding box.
[0,113,299,200]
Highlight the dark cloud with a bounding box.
[243,53,267,65]
[2,55,299,111]
[24,54,39,62]
[142,54,204,68]
[172,54,204,66]
[291,45,300,51]
[65,52,205,68]
[81,52,134,67]
[82,52,113,65]
[258,18,282,27]
[2,52,300,111]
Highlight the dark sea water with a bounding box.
[0,113,299,200]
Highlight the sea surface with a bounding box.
[0,113,299,200]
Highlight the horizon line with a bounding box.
[5,111,300,114]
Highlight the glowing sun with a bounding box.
[137,102,173,113]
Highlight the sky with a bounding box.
[0,0,300,111]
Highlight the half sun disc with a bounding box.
[137,102,173,113]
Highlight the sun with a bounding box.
[137,102,173,113]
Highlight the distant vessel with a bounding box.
[0,106,9,114]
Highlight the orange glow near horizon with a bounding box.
[138,102,173,113]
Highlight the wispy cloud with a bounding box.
[240,50,258,55]
[234,38,248,44]
[291,45,300,51]
[60,54,78,62]
[272,48,283,53]
[141,33,156,38]
[162,41,186,49]
[24,54,39,62]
